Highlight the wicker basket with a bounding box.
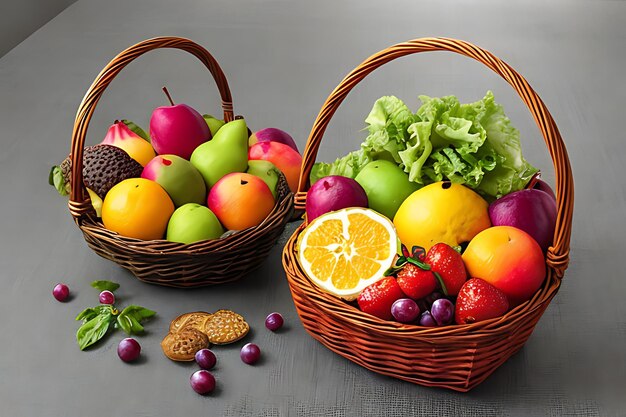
[68,37,294,288]
[282,38,574,391]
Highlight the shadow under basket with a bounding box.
[67,37,294,288]
[282,38,574,391]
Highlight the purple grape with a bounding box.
[390,298,420,323]
[240,343,261,365]
[190,370,216,395]
[419,310,437,327]
[99,290,115,305]
[195,349,217,370]
[52,283,70,302]
[117,338,141,362]
[431,298,454,326]
[424,291,443,308]
[265,312,284,331]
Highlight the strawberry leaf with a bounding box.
[433,271,449,296]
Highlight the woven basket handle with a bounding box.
[69,36,234,215]
[295,37,573,278]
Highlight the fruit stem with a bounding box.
[162,86,175,106]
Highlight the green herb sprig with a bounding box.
[75,280,155,350]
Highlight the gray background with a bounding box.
[0,0,77,58]
[1,0,624,416]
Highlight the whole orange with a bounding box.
[102,178,174,240]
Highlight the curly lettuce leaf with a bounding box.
[311,91,537,198]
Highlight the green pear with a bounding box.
[203,114,225,137]
[190,119,249,188]
[246,159,281,199]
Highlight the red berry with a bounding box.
[425,243,467,296]
[455,278,509,324]
[357,277,405,320]
[396,264,437,300]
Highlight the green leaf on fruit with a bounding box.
[91,280,120,292]
[48,165,69,196]
[433,271,449,296]
[121,120,150,143]
[76,310,113,350]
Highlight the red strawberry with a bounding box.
[396,264,437,300]
[425,243,467,296]
[455,278,509,324]
[357,277,405,320]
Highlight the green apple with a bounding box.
[354,160,420,220]
[166,203,224,244]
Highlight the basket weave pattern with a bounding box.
[68,37,293,288]
[282,38,574,391]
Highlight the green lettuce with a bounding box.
[311,91,537,199]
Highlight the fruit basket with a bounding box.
[68,37,293,288]
[282,38,574,391]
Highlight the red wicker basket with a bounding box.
[68,37,293,288]
[282,38,574,391]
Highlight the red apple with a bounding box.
[462,226,546,306]
[249,128,299,153]
[150,103,210,160]
[248,142,302,193]
[306,176,368,222]
[207,173,275,230]
[488,189,557,251]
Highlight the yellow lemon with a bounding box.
[297,207,398,300]
[393,181,491,252]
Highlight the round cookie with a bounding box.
[161,328,210,361]
[204,310,250,345]
[169,311,212,333]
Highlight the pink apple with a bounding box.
[141,155,206,207]
[149,103,210,160]
[248,128,299,153]
[462,226,546,307]
[248,142,302,193]
[208,173,275,231]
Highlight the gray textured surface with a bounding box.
[0,0,624,415]
[0,0,78,58]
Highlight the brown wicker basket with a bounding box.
[68,37,294,288]
[282,38,574,391]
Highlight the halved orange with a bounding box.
[297,207,398,300]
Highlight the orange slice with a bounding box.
[297,207,398,300]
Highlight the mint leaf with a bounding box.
[117,313,144,334]
[91,280,120,292]
[49,165,69,196]
[76,305,113,322]
[122,119,150,142]
[77,311,113,350]
[120,305,156,321]
[116,305,155,335]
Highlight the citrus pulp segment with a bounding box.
[297,207,398,300]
